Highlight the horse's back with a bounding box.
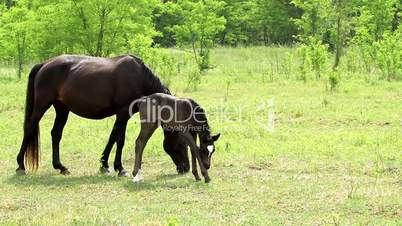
[138,93,196,128]
[34,54,142,119]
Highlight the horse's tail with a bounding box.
[24,63,43,171]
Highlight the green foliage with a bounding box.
[0,3,34,78]
[185,68,201,92]
[0,0,159,64]
[220,0,299,45]
[292,0,331,40]
[171,0,226,71]
[327,71,340,91]
[165,217,179,226]
[372,30,402,81]
[297,37,328,80]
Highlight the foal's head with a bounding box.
[197,132,219,169]
[191,102,221,170]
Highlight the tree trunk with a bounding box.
[72,1,94,55]
[16,33,26,79]
[311,5,318,37]
[96,8,107,57]
[105,16,124,56]
[333,7,342,70]
[6,0,14,9]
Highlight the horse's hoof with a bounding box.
[100,166,111,174]
[195,178,201,182]
[16,169,26,176]
[61,169,70,175]
[132,170,144,182]
[204,178,211,183]
[132,176,144,183]
[118,170,130,177]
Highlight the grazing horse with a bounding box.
[132,93,220,183]
[16,54,189,176]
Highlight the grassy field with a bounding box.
[0,47,401,225]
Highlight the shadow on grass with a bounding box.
[5,171,204,191]
[124,173,206,192]
[5,172,120,187]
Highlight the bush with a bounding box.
[297,37,329,80]
[185,68,201,92]
[327,71,340,91]
[372,30,402,81]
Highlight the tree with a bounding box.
[292,0,331,41]
[0,4,34,78]
[0,0,160,69]
[328,0,356,70]
[172,0,226,71]
[292,0,357,70]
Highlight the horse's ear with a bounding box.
[212,133,220,141]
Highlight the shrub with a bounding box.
[372,30,402,81]
[298,37,329,80]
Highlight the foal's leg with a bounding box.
[51,102,70,175]
[189,132,201,181]
[132,122,157,182]
[183,132,210,183]
[99,119,118,174]
[191,154,201,181]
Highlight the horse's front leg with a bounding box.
[132,122,157,182]
[189,132,200,181]
[191,154,201,181]
[183,132,210,183]
[113,116,129,177]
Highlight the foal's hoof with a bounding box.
[118,170,130,177]
[60,169,71,175]
[99,166,111,174]
[132,175,144,183]
[16,169,26,176]
[132,170,144,183]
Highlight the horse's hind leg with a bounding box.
[132,122,157,182]
[16,101,51,174]
[99,119,118,174]
[51,102,70,175]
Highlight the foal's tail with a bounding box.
[24,63,44,171]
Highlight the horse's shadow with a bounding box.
[6,172,204,191]
[124,174,205,192]
[6,173,118,187]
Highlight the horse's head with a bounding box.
[163,130,190,174]
[199,133,220,169]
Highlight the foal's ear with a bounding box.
[211,133,221,141]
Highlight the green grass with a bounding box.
[0,47,401,225]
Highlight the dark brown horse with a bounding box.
[16,54,189,176]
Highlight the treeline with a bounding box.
[155,0,301,46]
[0,0,400,79]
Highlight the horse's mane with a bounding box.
[188,99,211,139]
[130,55,169,94]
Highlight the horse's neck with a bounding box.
[145,77,165,95]
[198,126,210,141]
